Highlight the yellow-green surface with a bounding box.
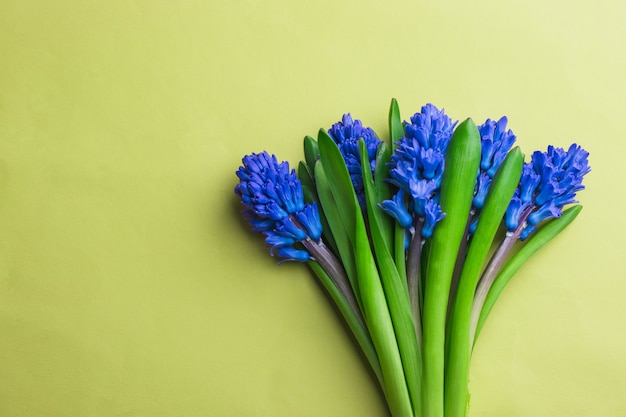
[1,1,624,416]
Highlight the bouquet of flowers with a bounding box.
[234,99,589,417]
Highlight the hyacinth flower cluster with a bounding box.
[234,151,363,321]
[235,152,321,262]
[382,104,455,239]
[327,113,382,209]
[470,117,517,231]
[506,144,590,239]
[234,99,590,417]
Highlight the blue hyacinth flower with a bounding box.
[471,117,517,212]
[478,117,517,179]
[505,143,590,240]
[382,103,457,238]
[327,114,382,209]
[235,151,323,262]
[466,116,518,236]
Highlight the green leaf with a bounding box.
[388,99,407,279]
[360,139,421,415]
[444,147,523,417]
[421,119,481,417]
[472,205,583,343]
[355,212,414,417]
[389,98,404,149]
[298,161,316,203]
[314,161,359,305]
[372,141,394,254]
[317,129,360,246]
[304,135,319,173]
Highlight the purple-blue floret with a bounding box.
[380,189,413,229]
[422,199,446,239]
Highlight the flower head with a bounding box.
[404,103,457,153]
[469,117,517,215]
[327,114,382,208]
[505,144,590,239]
[382,103,457,237]
[235,151,323,262]
[379,189,413,229]
[478,117,517,178]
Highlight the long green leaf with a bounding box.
[389,98,404,148]
[298,160,316,202]
[304,135,320,173]
[355,213,414,417]
[318,127,414,417]
[444,147,523,417]
[388,98,407,280]
[314,161,359,305]
[421,119,481,417]
[317,129,359,245]
[372,141,394,256]
[361,140,421,415]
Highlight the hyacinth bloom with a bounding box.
[382,103,456,238]
[235,151,323,262]
[327,114,382,208]
[473,117,517,210]
[505,143,590,239]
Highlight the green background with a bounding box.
[1,0,624,416]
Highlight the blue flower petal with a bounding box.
[473,173,492,210]
[380,190,413,229]
[295,203,323,241]
[265,232,296,252]
[408,179,437,216]
[421,199,445,239]
[275,246,311,263]
[527,200,562,226]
